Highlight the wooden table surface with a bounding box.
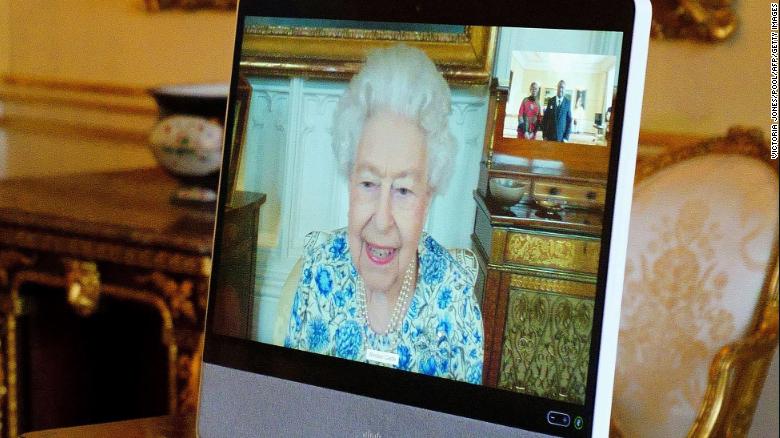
[0,167,216,255]
[21,416,196,438]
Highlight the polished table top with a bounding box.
[0,167,216,255]
[21,416,196,438]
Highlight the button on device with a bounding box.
[546,411,571,427]
[574,416,584,430]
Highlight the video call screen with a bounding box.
[211,15,624,426]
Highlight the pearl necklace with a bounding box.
[356,260,415,335]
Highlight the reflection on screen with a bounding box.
[213,18,623,407]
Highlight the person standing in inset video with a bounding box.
[543,80,572,142]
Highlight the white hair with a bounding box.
[331,44,456,194]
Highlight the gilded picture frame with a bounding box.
[240,21,497,85]
[650,0,737,42]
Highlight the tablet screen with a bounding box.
[205,3,643,435]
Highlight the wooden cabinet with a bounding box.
[474,194,600,404]
[475,83,606,405]
[211,192,265,339]
[0,168,262,437]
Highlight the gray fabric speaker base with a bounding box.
[198,363,553,437]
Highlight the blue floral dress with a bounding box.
[284,229,484,384]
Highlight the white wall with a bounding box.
[494,28,622,88]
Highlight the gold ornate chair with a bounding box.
[612,127,779,437]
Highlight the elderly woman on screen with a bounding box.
[284,45,484,384]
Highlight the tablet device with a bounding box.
[199,0,650,436]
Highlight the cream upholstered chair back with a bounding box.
[613,128,779,437]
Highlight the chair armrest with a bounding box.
[688,311,778,438]
[271,259,303,346]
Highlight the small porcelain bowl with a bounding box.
[489,178,528,205]
[148,83,228,189]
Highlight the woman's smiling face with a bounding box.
[348,110,432,295]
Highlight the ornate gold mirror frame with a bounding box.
[240,24,497,85]
[650,0,737,42]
